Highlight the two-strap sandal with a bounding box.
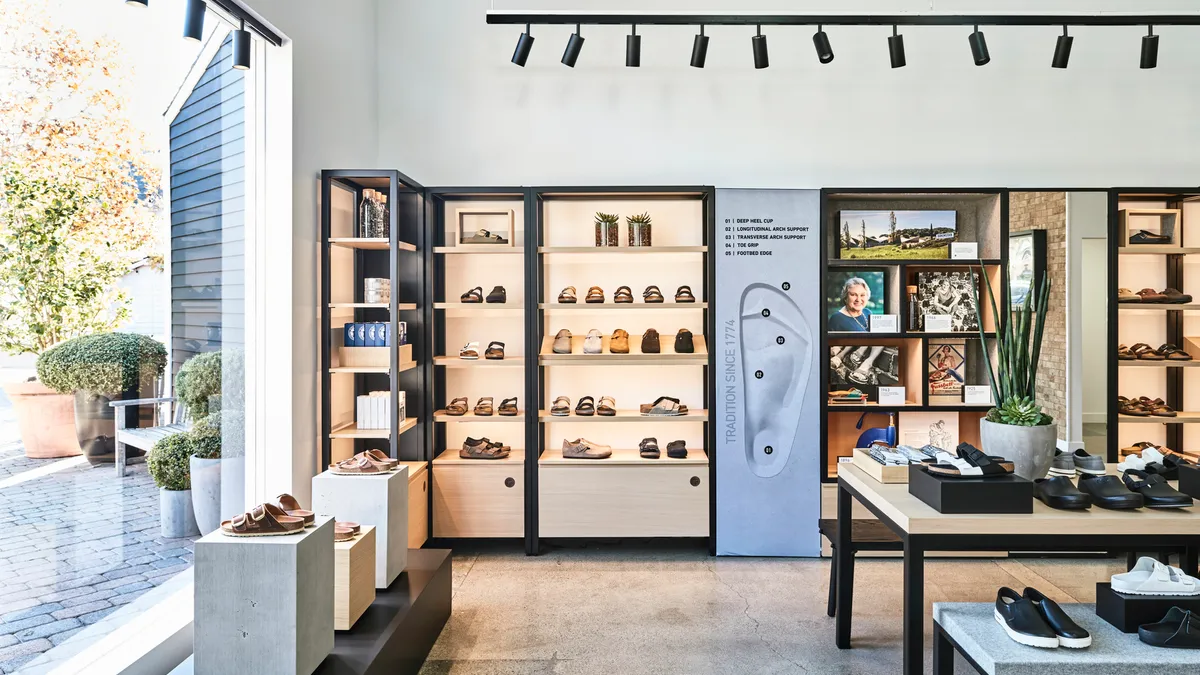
[221,503,306,537]
[1113,557,1200,596]
[1159,344,1193,360]
[334,522,361,542]
[1117,344,1136,360]
[460,437,510,460]
[643,285,665,303]
[675,285,696,303]
[558,286,577,303]
[1129,229,1172,245]
[446,396,469,416]
[925,442,1014,478]
[1131,343,1165,360]
[575,395,596,416]
[276,493,315,525]
[498,397,519,416]
[459,342,480,360]
[585,286,605,303]
[614,286,634,303]
[330,453,398,476]
[597,396,617,416]
[641,396,688,416]
[474,396,494,416]
[551,395,571,416]
[460,286,484,303]
[486,286,506,303]
[485,341,505,360]
[1118,396,1151,417]
[1139,397,1177,417]
[639,437,660,459]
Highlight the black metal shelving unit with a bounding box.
[819,188,1009,482]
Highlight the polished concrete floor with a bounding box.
[420,541,1130,674]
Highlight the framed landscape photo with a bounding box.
[826,269,887,332]
[1009,230,1046,310]
[836,210,957,260]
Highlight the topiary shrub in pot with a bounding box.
[189,412,224,535]
[176,348,244,419]
[37,332,167,466]
[148,431,200,538]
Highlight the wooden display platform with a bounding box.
[538,409,707,422]
[434,410,526,422]
[539,447,708,466]
[432,449,524,538]
[538,334,708,363]
[433,447,525,465]
[432,356,525,368]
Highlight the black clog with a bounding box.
[1077,473,1144,509]
[1123,469,1195,509]
[1139,607,1200,649]
[1033,476,1092,510]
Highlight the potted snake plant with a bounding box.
[970,265,1056,480]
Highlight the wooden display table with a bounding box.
[835,464,1200,675]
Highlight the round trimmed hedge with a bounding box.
[148,432,193,491]
[176,349,243,419]
[36,332,166,396]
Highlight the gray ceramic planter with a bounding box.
[160,487,200,538]
[979,418,1058,480]
[189,456,222,535]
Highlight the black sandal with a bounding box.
[639,437,660,459]
[675,285,696,303]
[498,397,519,416]
[460,286,483,303]
[575,395,595,416]
[643,285,665,303]
[926,442,1013,478]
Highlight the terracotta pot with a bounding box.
[1,380,82,459]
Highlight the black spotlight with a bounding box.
[752,25,769,69]
[1052,25,1073,69]
[232,20,251,70]
[969,25,990,66]
[813,24,834,64]
[512,24,534,66]
[1141,25,1159,69]
[888,25,906,68]
[690,26,709,68]
[183,0,205,42]
[562,24,584,67]
[125,0,148,6]
[626,25,641,67]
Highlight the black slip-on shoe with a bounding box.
[1078,473,1144,510]
[1123,469,1195,509]
[1139,607,1200,649]
[1129,230,1173,245]
[1034,476,1092,510]
[994,587,1060,649]
[1023,588,1091,648]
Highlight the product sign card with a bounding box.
[924,314,954,333]
[869,314,899,333]
[878,386,907,405]
[950,242,979,260]
[964,385,994,405]
[715,189,820,557]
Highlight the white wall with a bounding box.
[377,0,1200,187]
[1065,192,1110,434]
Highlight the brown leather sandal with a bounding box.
[1140,397,1178,417]
[597,396,617,416]
[277,493,315,526]
[460,286,483,303]
[585,286,605,303]
[1159,344,1193,361]
[498,397,519,416]
[485,341,505,360]
[558,286,577,303]
[330,453,394,475]
[336,521,361,536]
[643,285,665,303]
[641,328,661,353]
[1131,343,1165,360]
[675,285,696,303]
[364,449,398,469]
[222,503,305,537]
[474,396,494,416]
[1117,344,1136,360]
[446,397,468,416]
[334,526,355,542]
[614,286,634,303]
[575,396,596,416]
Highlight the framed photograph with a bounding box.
[897,412,960,452]
[829,344,901,402]
[456,208,514,247]
[927,341,966,400]
[1008,230,1046,310]
[836,210,957,260]
[826,269,887,333]
[916,271,980,332]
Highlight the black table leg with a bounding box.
[835,480,855,649]
[903,536,925,675]
[933,622,954,675]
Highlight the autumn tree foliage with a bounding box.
[0,2,161,354]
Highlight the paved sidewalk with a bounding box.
[0,409,197,673]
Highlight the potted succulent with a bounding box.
[148,431,200,538]
[594,212,619,247]
[971,266,1056,480]
[627,212,652,247]
[36,332,166,465]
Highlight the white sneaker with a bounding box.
[1112,557,1200,596]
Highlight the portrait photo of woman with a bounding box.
[826,270,887,332]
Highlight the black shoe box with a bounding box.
[1179,463,1200,499]
[1095,582,1200,633]
[907,464,1033,514]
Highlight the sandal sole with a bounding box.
[221,528,305,537]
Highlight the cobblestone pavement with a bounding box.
[0,407,197,673]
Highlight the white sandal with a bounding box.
[459,341,480,360]
[1111,557,1200,596]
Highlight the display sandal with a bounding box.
[1132,343,1166,360]
[639,437,660,459]
[1143,398,1178,417]
[675,285,696,303]
[460,437,511,460]
[1119,402,1152,417]
[575,395,596,416]
[463,228,507,244]
[666,440,688,459]
[221,503,306,537]
[614,285,634,303]
[363,449,398,470]
[459,342,480,360]
[1117,288,1142,303]
[610,328,630,354]
[446,396,468,416]
[585,286,605,303]
[486,286,507,303]
[1117,344,1136,360]
[1163,288,1194,304]
[558,286,577,303]
[334,525,357,542]
[1138,288,1168,303]
[925,444,1013,478]
[330,453,395,475]
[641,328,661,354]
[552,329,573,354]
[460,286,484,303]
[474,396,494,416]
[276,493,315,526]
[1129,230,1173,245]
[484,341,505,360]
[641,396,683,416]
[1159,344,1193,361]
[498,397,519,416]
[597,395,617,416]
[550,395,571,416]
[643,285,665,303]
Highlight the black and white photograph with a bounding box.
[829,344,901,402]
[916,271,980,332]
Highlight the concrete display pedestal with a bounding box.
[336,526,376,631]
[194,518,335,675]
[313,467,408,589]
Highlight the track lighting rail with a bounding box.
[485,12,1200,27]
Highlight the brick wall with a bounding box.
[1009,192,1067,438]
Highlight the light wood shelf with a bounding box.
[433,247,524,255]
[538,447,708,466]
[433,447,525,465]
[434,302,523,312]
[1118,360,1200,368]
[1118,412,1200,423]
[538,334,708,365]
[434,410,525,422]
[1118,246,1200,255]
[328,238,416,251]
[329,417,417,439]
[539,410,708,422]
[433,356,525,368]
[329,361,417,375]
[538,246,707,254]
[540,302,707,310]
[328,302,418,311]
[1118,303,1200,311]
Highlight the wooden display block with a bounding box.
[312,467,408,589]
[401,461,429,548]
[335,526,375,631]
[1119,208,1181,247]
[337,344,413,369]
[851,449,910,484]
[432,449,524,538]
